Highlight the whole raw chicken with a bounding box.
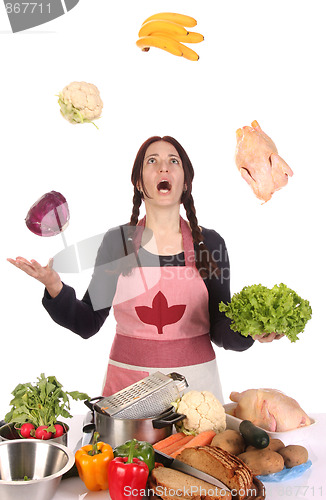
[230,389,311,432]
[235,120,293,202]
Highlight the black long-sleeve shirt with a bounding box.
[42,224,254,352]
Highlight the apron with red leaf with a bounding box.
[102,217,224,402]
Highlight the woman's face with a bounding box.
[140,140,185,208]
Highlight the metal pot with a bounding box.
[0,422,69,446]
[84,398,185,448]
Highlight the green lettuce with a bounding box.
[219,283,312,342]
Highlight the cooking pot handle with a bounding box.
[83,396,103,433]
[84,396,103,411]
[82,411,96,433]
[152,412,186,429]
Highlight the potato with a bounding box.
[278,445,308,468]
[238,449,284,475]
[267,439,285,452]
[245,438,285,453]
[210,429,245,455]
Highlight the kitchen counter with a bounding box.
[54,414,326,500]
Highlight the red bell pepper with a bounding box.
[108,439,149,500]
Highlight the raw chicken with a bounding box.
[235,120,293,202]
[230,388,311,432]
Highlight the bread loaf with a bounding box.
[176,446,255,500]
[149,466,231,500]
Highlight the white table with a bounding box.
[53,414,326,500]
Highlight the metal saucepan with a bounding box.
[84,397,186,448]
[0,421,69,446]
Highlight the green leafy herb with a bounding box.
[5,373,90,433]
[219,283,312,343]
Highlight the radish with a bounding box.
[35,425,53,440]
[53,424,64,437]
[20,423,35,438]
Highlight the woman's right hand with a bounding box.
[7,257,63,298]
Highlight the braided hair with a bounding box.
[129,136,219,279]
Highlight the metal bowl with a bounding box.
[0,422,69,446]
[0,439,75,500]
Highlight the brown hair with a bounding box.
[129,136,219,279]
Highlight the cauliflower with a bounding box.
[58,81,103,127]
[176,390,226,435]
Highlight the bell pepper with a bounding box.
[75,431,114,491]
[108,440,149,500]
[113,438,155,473]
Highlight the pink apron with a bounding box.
[102,217,224,402]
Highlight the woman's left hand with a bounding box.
[253,332,285,343]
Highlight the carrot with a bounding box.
[153,432,187,451]
[160,435,194,456]
[170,430,216,458]
[181,429,216,448]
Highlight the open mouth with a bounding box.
[157,180,172,193]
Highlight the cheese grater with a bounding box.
[96,372,188,419]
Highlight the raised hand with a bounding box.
[7,257,63,298]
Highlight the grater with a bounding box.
[96,372,188,419]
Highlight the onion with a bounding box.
[25,191,70,237]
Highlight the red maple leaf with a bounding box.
[135,291,186,334]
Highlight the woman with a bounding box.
[8,136,282,401]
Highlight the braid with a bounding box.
[130,188,142,226]
[119,188,143,277]
[183,194,219,279]
[183,194,203,244]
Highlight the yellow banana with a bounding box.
[178,43,199,61]
[177,31,204,43]
[136,36,183,57]
[136,35,199,61]
[152,31,204,43]
[142,12,197,28]
[139,20,188,38]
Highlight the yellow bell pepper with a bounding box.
[75,432,114,491]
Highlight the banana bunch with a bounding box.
[136,12,204,61]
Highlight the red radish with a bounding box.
[20,423,35,438]
[35,425,53,440]
[53,424,64,437]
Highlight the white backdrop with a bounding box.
[1,0,325,420]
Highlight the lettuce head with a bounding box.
[219,283,312,342]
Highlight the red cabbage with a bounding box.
[25,191,70,237]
